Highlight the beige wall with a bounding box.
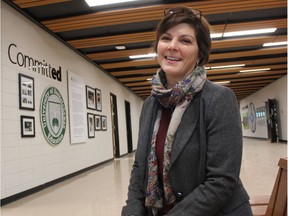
[1,2,143,199]
[240,75,287,140]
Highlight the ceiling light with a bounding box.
[240,68,271,73]
[129,53,157,59]
[115,45,126,50]
[263,41,288,47]
[85,0,139,7]
[223,28,277,37]
[214,81,231,85]
[210,33,223,38]
[210,64,245,69]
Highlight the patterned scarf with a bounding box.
[145,66,206,215]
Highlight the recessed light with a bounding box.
[115,45,126,50]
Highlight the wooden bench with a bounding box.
[250,157,287,216]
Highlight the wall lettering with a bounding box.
[8,43,62,82]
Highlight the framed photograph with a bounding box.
[101,115,107,131]
[20,115,35,137]
[94,114,101,131]
[87,113,95,138]
[95,88,102,111]
[86,85,96,110]
[19,73,35,110]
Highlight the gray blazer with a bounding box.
[122,80,252,216]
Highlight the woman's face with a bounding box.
[157,23,199,86]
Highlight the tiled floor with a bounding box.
[1,137,287,216]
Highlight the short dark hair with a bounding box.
[154,7,211,66]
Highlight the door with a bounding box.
[125,100,133,153]
[110,93,120,158]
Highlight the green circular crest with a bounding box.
[40,87,66,145]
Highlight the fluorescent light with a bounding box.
[129,53,157,59]
[214,81,231,84]
[210,33,223,38]
[240,68,271,73]
[85,0,139,7]
[210,28,277,39]
[224,28,277,37]
[263,41,288,47]
[210,64,245,69]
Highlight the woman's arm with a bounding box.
[122,98,156,216]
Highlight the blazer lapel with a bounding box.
[170,96,200,166]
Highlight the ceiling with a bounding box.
[5,0,287,101]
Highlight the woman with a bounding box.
[122,7,252,216]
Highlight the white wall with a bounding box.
[239,75,287,140]
[1,3,143,199]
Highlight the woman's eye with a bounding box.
[181,39,192,44]
[160,36,171,41]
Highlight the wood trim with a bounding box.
[68,19,286,49]
[12,0,70,8]
[42,0,286,32]
[100,48,286,70]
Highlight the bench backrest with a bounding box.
[265,157,287,216]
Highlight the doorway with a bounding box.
[125,100,133,153]
[110,93,120,158]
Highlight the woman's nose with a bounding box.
[167,39,178,51]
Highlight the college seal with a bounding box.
[40,87,66,145]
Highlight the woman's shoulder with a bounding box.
[202,79,235,99]
[143,95,156,105]
[141,95,159,111]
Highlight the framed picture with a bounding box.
[95,88,102,111]
[19,73,35,110]
[86,85,96,110]
[20,115,35,137]
[101,115,107,131]
[94,114,101,131]
[87,113,95,138]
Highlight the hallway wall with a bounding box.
[240,75,287,140]
[1,3,143,200]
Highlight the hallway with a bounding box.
[1,137,287,216]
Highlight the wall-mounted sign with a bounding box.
[40,87,66,145]
[248,103,256,133]
[8,43,62,82]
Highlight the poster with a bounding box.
[67,70,87,143]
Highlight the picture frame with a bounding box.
[94,114,101,131]
[19,73,35,110]
[87,113,95,138]
[20,115,35,137]
[101,115,107,131]
[95,88,102,111]
[86,85,96,110]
